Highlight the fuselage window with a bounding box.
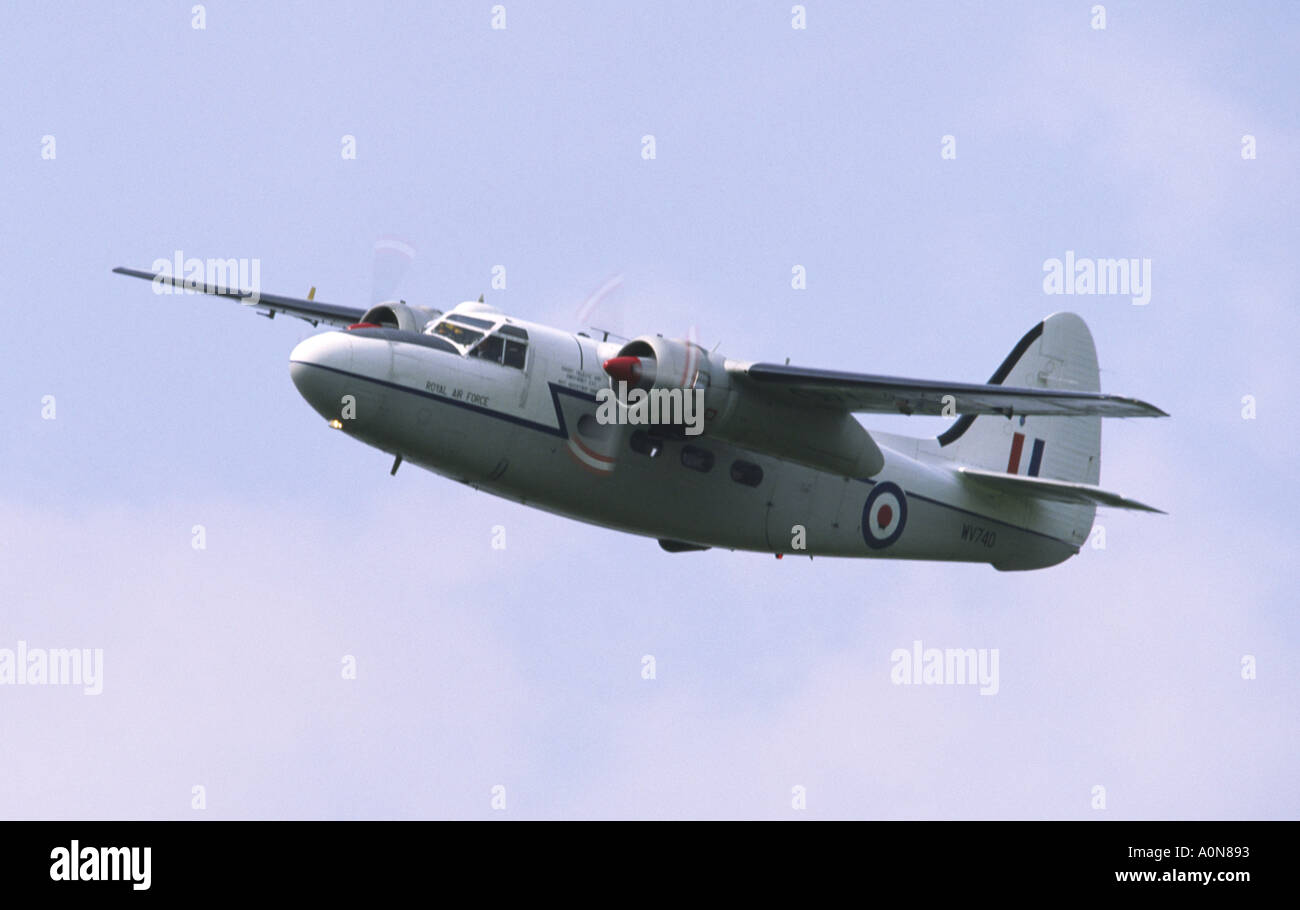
[729,459,763,487]
[576,413,614,441]
[629,430,662,458]
[680,445,714,473]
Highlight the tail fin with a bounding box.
[938,312,1101,486]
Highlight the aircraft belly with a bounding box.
[485,437,773,549]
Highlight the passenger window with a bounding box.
[629,430,662,458]
[680,445,714,473]
[576,413,614,440]
[472,335,504,363]
[503,340,527,369]
[730,460,763,487]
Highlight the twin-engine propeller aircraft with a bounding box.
[114,266,1166,570]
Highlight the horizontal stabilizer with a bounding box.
[956,467,1165,513]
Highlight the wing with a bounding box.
[740,363,1167,418]
[112,267,366,327]
[956,467,1165,513]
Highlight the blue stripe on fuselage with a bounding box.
[290,359,595,439]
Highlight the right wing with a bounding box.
[739,362,1167,418]
[112,267,366,327]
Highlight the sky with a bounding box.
[1,1,1297,819]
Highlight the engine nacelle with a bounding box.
[607,335,713,392]
[602,336,732,435]
[602,334,884,477]
[358,302,443,333]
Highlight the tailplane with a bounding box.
[955,467,1164,513]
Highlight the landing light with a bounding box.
[328,419,343,429]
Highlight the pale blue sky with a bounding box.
[2,1,1297,818]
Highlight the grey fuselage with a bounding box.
[288,305,1090,570]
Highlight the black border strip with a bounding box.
[936,320,1045,446]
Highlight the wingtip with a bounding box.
[1127,498,1167,514]
[1127,397,1169,418]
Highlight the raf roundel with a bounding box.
[862,482,907,550]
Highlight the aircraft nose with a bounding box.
[289,331,354,415]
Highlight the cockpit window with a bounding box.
[424,315,528,369]
[470,335,504,362]
[444,313,496,330]
[430,320,485,347]
[469,332,527,369]
[503,340,526,369]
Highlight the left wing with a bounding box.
[740,362,1167,418]
[112,267,365,327]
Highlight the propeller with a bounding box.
[370,235,417,304]
[575,272,625,340]
[574,271,701,351]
